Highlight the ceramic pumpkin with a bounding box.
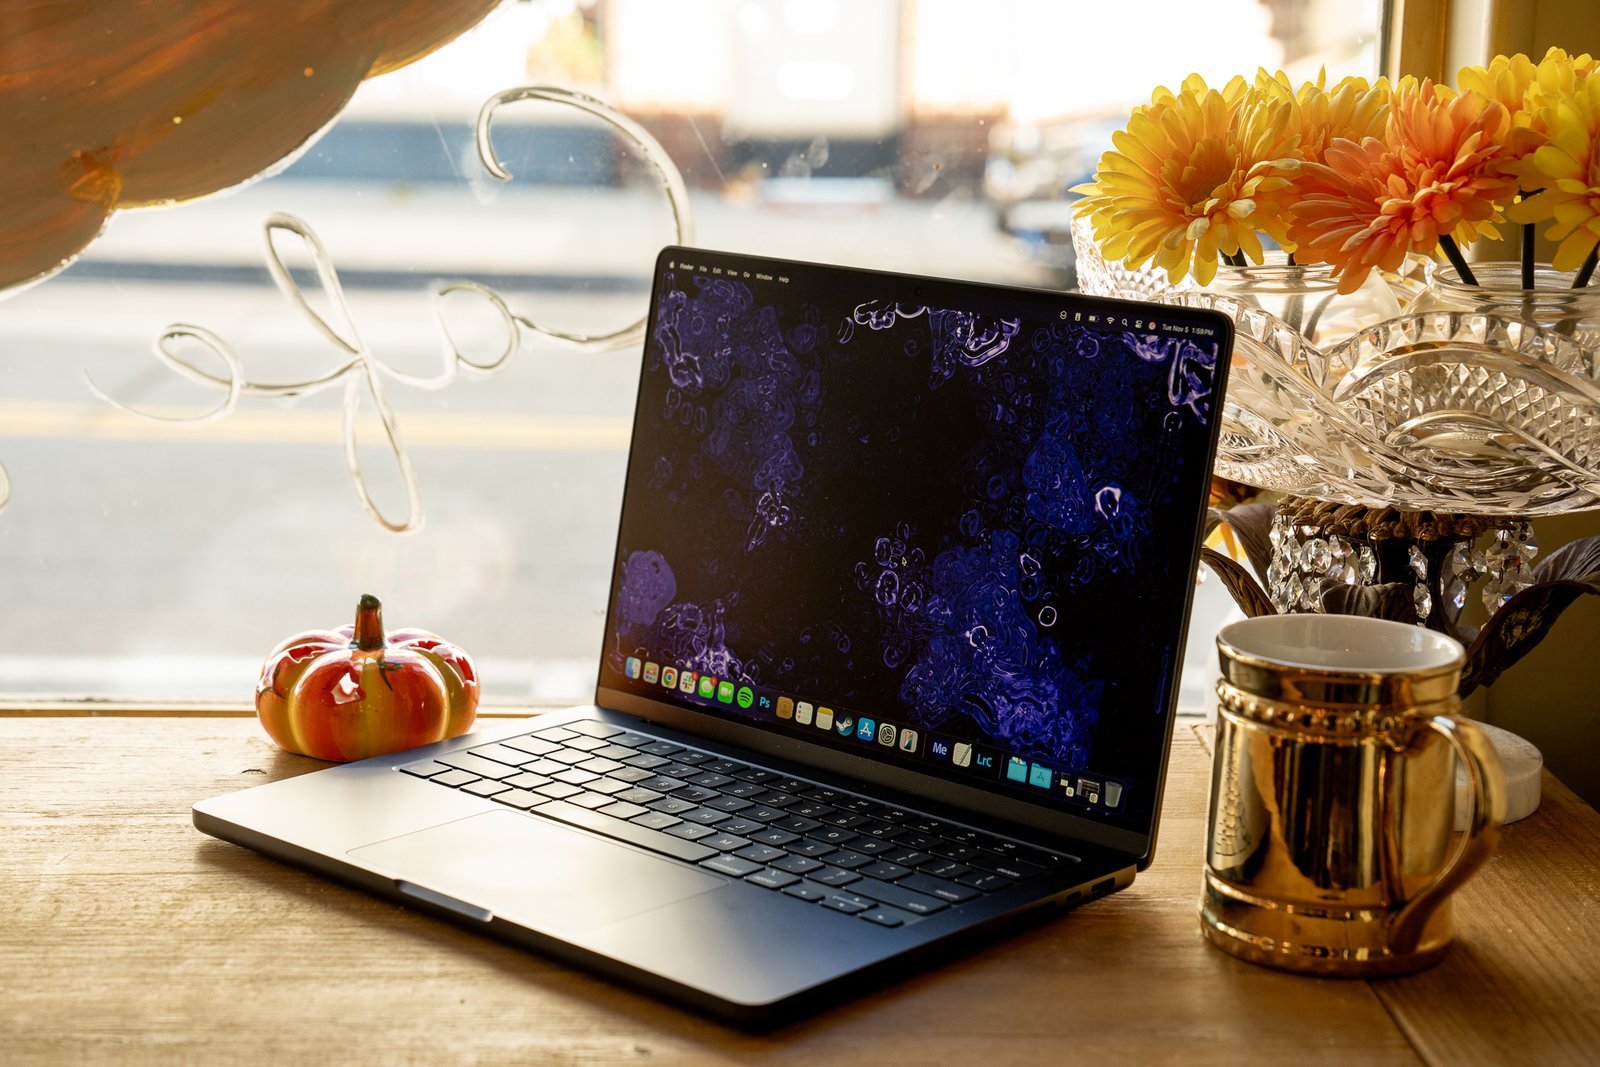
[255,594,478,761]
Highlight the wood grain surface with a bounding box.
[2,714,1594,1065]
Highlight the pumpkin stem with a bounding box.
[352,594,386,651]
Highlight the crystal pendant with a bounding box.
[1359,546,1377,583]
[1414,582,1433,622]
[1445,571,1469,612]
[1326,536,1348,582]
[1407,544,1427,580]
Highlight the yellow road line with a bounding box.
[0,400,631,451]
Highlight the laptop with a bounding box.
[194,246,1233,1026]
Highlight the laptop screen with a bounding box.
[598,247,1229,835]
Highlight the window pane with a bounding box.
[0,0,1380,704]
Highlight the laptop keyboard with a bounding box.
[399,719,1077,928]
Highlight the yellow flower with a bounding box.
[1072,74,1299,285]
[1459,48,1598,176]
[1289,80,1518,293]
[1508,74,1600,270]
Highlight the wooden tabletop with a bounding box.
[3,713,1597,1065]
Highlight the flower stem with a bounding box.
[1521,223,1536,289]
[1576,243,1600,289]
[1438,234,1478,287]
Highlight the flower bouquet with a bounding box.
[1071,50,1600,695]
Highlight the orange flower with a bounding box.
[1289,80,1518,293]
[1459,47,1598,178]
[1072,74,1299,285]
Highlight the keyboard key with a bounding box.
[438,753,520,780]
[680,807,729,826]
[609,731,652,748]
[608,767,656,784]
[672,751,715,766]
[734,844,786,864]
[593,744,637,761]
[771,854,824,875]
[399,760,452,778]
[957,871,1013,892]
[640,741,685,757]
[584,777,631,796]
[501,736,560,757]
[532,799,714,863]
[811,867,861,888]
[851,838,896,855]
[834,797,877,814]
[672,785,719,803]
[752,790,800,808]
[773,777,812,794]
[647,797,697,815]
[431,769,481,788]
[898,873,981,904]
[533,726,578,742]
[731,767,779,783]
[702,759,742,775]
[789,801,836,819]
[802,786,847,803]
[554,768,599,785]
[521,759,570,777]
[569,791,614,810]
[567,721,625,738]
[687,772,735,789]
[614,787,663,805]
[819,892,874,914]
[789,840,837,858]
[810,827,857,847]
[749,827,800,847]
[701,833,752,852]
[942,828,984,845]
[724,781,767,798]
[968,854,1044,881]
[858,820,905,840]
[634,776,688,794]
[922,859,973,880]
[714,818,763,837]
[819,811,870,829]
[462,779,510,797]
[565,736,607,752]
[782,882,829,902]
[599,800,650,820]
[504,772,552,790]
[491,788,541,810]
[549,750,592,766]
[631,811,683,830]
[859,906,912,928]
[896,832,941,850]
[746,868,800,890]
[467,743,535,767]
[533,781,583,800]
[700,855,764,878]
[774,815,823,834]
[931,842,986,862]
[578,757,624,774]
[623,754,671,770]
[666,823,716,841]
[828,850,872,870]
[859,861,911,881]
[705,796,752,813]
[741,806,787,823]
[658,762,702,779]
[848,877,949,915]
[882,848,930,867]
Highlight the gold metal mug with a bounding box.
[1201,615,1506,975]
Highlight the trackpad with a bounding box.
[349,810,723,934]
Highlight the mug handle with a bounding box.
[1389,715,1507,954]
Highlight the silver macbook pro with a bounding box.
[195,246,1234,1026]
